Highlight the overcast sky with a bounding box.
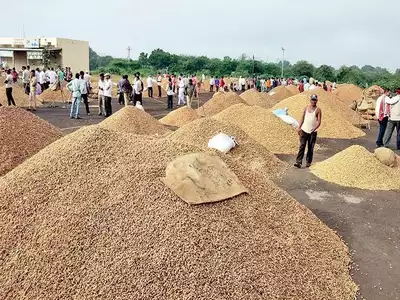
[3,0,400,70]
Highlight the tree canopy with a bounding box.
[89,47,400,90]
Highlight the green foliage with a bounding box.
[314,65,336,82]
[292,60,315,78]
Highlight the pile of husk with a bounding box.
[311,145,400,190]
[268,86,296,102]
[271,90,366,139]
[0,86,43,107]
[0,124,357,299]
[213,104,302,154]
[99,106,171,135]
[0,107,62,176]
[240,89,279,109]
[197,91,246,117]
[333,84,363,104]
[167,117,288,178]
[159,107,200,127]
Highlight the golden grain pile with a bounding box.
[240,89,278,109]
[333,84,363,104]
[286,84,300,95]
[271,90,366,139]
[0,107,62,176]
[168,117,288,178]
[197,91,246,117]
[268,86,296,102]
[0,86,43,107]
[311,145,400,190]
[0,125,357,299]
[38,88,70,102]
[99,106,170,135]
[159,107,200,127]
[213,104,301,154]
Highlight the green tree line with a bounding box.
[90,48,400,90]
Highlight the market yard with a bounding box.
[0,89,399,300]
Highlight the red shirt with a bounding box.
[298,83,304,93]
[220,78,225,87]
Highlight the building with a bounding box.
[0,37,89,72]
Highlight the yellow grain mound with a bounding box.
[268,86,295,102]
[99,106,171,135]
[0,125,357,299]
[311,145,400,190]
[286,85,300,95]
[0,86,43,107]
[213,104,301,154]
[271,90,366,139]
[240,89,278,109]
[197,91,246,117]
[159,107,200,127]
[334,84,363,104]
[168,117,288,178]
[38,88,71,102]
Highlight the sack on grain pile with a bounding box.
[208,133,237,153]
[374,147,397,167]
[162,153,248,205]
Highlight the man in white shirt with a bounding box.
[383,90,400,149]
[156,73,163,98]
[375,90,391,147]
[209,76,214,92]
[103,73,113,117]
[4,69,16,106]
[304,81,311,91]
[40,69,46,91]
[178,77,186,106]
[45,68,51,89]
[146,75,154,98]
[98,73,105,116]
[66,73,83,119]
[84,71,91,83]
[133,73,143,105]
[48,68,57,85]
[22,66,30,89]
[79,71,90,115]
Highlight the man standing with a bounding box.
[209,76,214,92]
[40,68,46,91]
[103,73,113,117]
[57,68,65,90]
[147,75,154,98]
[49,68,57,87]
[66,73,83,119]
[98,73,105,116]
[80,71,90,115]
[133,73,143,105]
[178,76,186,106]
[28,70,37,111]
[215,77,220,92]
[117,75,125,105]
[22,66,30,90]
[4,69,16,106]
[122,75,132,106]
[383,89,400,149]
[220,76,226,90]
[166,77,174,110]
[157,72,163,97]
[185,78,195,108]
[294,94,322,168]
[375,89,391,147]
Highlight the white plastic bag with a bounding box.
[208,133,237,153]
[135,102,145,111]
[278,114,299,128]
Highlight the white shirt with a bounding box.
[179,79,185,88]
[67,78,82,98]
[45,70,51,82]
[386,95,400,121]
[98,80,105,96]
[157,75,162,86]
[309,84,317,90]
[210,78,214,85]
[39,71,46,84]
[84,73,90,82]
[49,71,57,84]
[5,74,13,88]
[22,70,30,83]
[146,77,154,88]
[376,95,389,118]
[79,78,88,94]
[304,83,311,91]
[134,79,142,95]
[103,79,113,97]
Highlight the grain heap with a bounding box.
[240,89,278,109]
[213,104,301,154]
[271,89,366,139]
[0,86,42,107]
[286,84,300,95]
[0,107,62,176]
[38,88,70,102]
[168,117,288,178]
[159,107,200,127]
[364,85,383,100]
[0,125,357,299]
[268,86,295,102]
[197,91,246,117]
[333,84,363,104]
[99,106,170,135]
[311,145,400,190]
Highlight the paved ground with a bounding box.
[33,95,399,299]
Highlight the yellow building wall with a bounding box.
[56,38,89,73]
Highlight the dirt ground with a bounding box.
[32,93,400,300]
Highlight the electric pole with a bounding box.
[281,47,285,78]
[252,54,255,77]
[127,46,132,60]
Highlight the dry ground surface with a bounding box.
[30,93,400,300]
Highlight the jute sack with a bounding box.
[374,147,397,167]
[161,153,248,205]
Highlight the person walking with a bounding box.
[178,76,186,106]
[147,75,154,98]
[294,94,322,168]
[117,75,125,105]
[57,68,65,90]
[39,68,46,91]
[103,73,113,117]
[22,66,30,90]
[79,71,90,115]
[28,70,37,111]
[375,89,391,147]
[185,78,195,108]
[209,76,215,92]
[157,72,163,97]
[166,77,174,110]
[4,69,16,106]
[11,68,18,83]
[383,89,400,149]
[98,73,105,116]
[66,73,83,119]
[133,73,143,106]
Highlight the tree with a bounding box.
[138,52,149,66]
[314,65,336,82]
[292,60,315,78]
[148,48,172,70]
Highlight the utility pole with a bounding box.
[252,54,255,77]
[127,46,132,60]
[281,47,285,78]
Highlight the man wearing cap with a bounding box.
[294,94,322,168]
[383,89,400,149]
[103,73,113,117]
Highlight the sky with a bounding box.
[3,0,400,70]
